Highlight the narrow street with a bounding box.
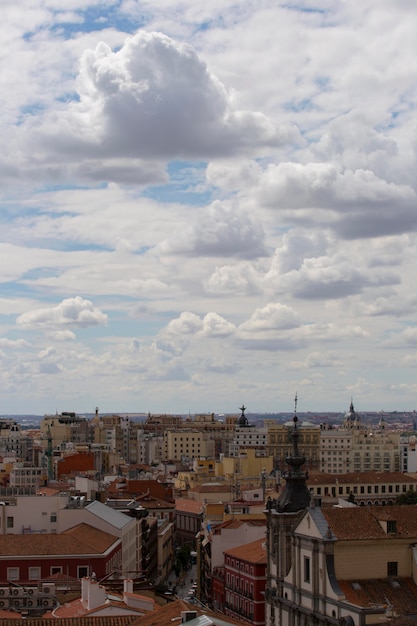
[167,563,197,601]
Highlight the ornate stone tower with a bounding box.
[265,396,311,625]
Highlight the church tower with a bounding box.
[265,396,311,625]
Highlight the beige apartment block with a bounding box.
[266,420,320,471]
[163,430,214,462]
[144,413,237,458]
[319,402,401,474]
[41,412,91,451]
[319,426,401,474]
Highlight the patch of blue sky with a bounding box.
[0,282,40,298]
[48,4,144,38]
[282,4,327,14]
[142,160,212,206]
[17,103,46,125]
[131,246,152,256]
[56,92,80,104]
[26,239,111,253]
[21,268,64,282]
[41,181,108,194]
[283,98,316,113]
[314,75,331,91]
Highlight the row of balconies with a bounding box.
[224,601,254,619]
[227,587,254,598]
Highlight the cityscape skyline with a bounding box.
[2,2,417,414]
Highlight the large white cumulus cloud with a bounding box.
[31,31,297,163]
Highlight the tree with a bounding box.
[396,489,417,505]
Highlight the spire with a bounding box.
[238,404,249,427]
[276,394,311,513]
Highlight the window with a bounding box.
[7,567,19,580]
[50,513,57,523]
[29,567,41,580]
[304,556,311,583]
[50,566,62,576]
[387,562,398,577]
[6,516,14,528]
[387,520,397,534]
[78,566,89,578]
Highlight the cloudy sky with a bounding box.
[2,0,417,415]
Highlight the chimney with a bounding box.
[81,576,106,611]
[124,579,134,594]
[181,611,198,622]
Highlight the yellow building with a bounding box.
[217,448,274,483]
[174,458,217,493]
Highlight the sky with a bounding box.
[1,0,417,415]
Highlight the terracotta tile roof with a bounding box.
[0,524,118,556]
[175,498,203,514]
[338,577,417,615]
[135,495,175,509]
[64,523,119,551]
[322,505,417,540]
[308,472,417,485]
[0,617,136,626]
[128,598,243,626]
[224,537,266,564]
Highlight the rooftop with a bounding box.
[338,577,417,616]
[224,537,266,564]
[308,472,417,486]
[0,523,118,556]
[322,505,417,540]
[175,499,204,514]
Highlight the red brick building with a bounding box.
[224,537,266,626]
[0,523,121,583]
[57,452,95,478]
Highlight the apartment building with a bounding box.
[0,523,121,583]
[163,429,214,462]
[199,516,266,608]
[224,537,267,626]
[319,402,400,474]
[307,471,417,506]
[266,420,320,471]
